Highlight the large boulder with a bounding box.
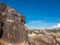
[0,3,29,45]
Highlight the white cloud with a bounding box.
[51,23,60,28]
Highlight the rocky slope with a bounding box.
[28,29,60,45]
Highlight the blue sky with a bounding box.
[0,0,60,29]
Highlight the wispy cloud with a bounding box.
[27,20,43,25]
[51,23,60,28]
[26,20,60,29]
[26,20,51,29]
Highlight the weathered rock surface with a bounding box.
[0,3,29,45]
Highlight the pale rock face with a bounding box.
[28,33,37,37]
[7,19,14,23]
[8,44,12,45]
